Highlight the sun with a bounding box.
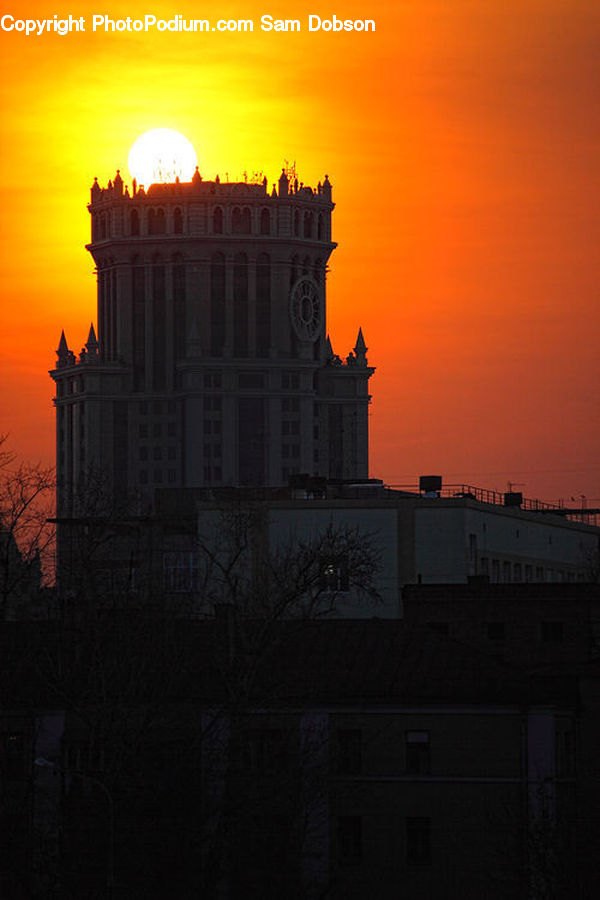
[128,128,198,187]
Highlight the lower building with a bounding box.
[3,616,590,898]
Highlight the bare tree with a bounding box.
[0,436,55,619]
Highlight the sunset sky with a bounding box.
[1,0,598,504]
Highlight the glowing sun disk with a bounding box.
[128,128,197,186]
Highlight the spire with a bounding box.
[86,323,98,356]
[325,335,334,360]
[278,168,289,197]
[114,169,123,195]
[56,330,75,367]
[58,330,69,355]
[192,166,202,186]
[90,177,100,203]
[354,327,368,366]
[322,174,332,201]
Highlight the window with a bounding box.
[514,563,522,582]
[148,207,166,235]
[406,817,431,865]
[242,729,289,775]
[282,371,300,390]
[204,373,222,389]
[260,207,270,235]
[239,372,265,389]
[541,621,564,642]
[336,729,362,775]
[317,213,324,240]
[213,207,223,233]
[491,559,500,582]
[525,564,533,583]
[320,558,349,592]
[338,816,362,864]
[232,206,251,234]
[173,207,183,234]
[487,622,506,641]
[502,561,511,583]
[406,731,430,775]
[555,719,575,778]
[163,551,199,592]
[1,732,27,779]
[468,533,477,566]
[536,566,545,582]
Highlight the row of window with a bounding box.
[95,206,329,240]
[138,445,178,462]
[162,553,349,594]
[338,815,431,866]
[429,620,568,643]
[139,469,178,485]
[139,422,178,438]
[480,558,577,583]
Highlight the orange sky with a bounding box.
[1,0,598,503]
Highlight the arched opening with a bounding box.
[173,207,183,234]
[213,207,223,234]
[317,213,324,241]
[149,208,166,235]
[240,207,252,234]
[131,209,140,236]
[260,208,270,235]
[233,252,249,357]
[172,253,185,362]
[304,211,313,238]
[210,253,226,356]
[256,253,271,358]
[293,210,300,237]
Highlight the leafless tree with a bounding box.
[0,435,55,619]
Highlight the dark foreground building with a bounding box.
[1,613,599,898]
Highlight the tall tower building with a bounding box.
[50,166,374,516]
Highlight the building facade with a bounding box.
[50,167,373,519]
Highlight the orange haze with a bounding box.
[1,0,598,503]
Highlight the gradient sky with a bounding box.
[1,0,598,504]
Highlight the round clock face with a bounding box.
[290,277,322,342]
